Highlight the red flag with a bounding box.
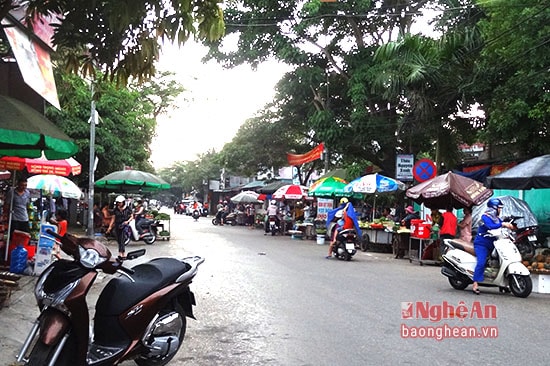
[287,143,325,166]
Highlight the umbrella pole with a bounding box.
[4,172,16,262]
[372,195,377,222]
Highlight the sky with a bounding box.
[150,41,291,168]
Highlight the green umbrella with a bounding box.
[95,169,171,192]
[0,95,78,159]
[309,176,363,199]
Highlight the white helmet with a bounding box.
[270,200,276,205]
[115,195,126,203]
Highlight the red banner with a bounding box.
[287,143,325,166]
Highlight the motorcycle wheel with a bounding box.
[144,235,156,245]
[448,277,470,290]
[212,218,219,226]
[509,274,532,298]
[515,240,535,259]
[26,333,77,365]
[230,220,237,226]
[135,307,187,366]
[343,251,352,261]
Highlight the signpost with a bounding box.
[396,154,414,181]
[413,158,437,182]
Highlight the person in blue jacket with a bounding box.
[472,198,515,294]
[326,198,362,258]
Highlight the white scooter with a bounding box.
[121,218,158,245]
[441,216,532,298]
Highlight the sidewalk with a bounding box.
[0,224,102,365]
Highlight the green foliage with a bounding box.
[19,0,225,85]
[46,70,184,188]
[474,0,550,156]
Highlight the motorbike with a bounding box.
[513,225,540,259]
[211,210,237,226]
[329,228,358,261]
[122,217,159,245]
[267,215,279,236]
[441,216,532,298]
[17,230,205,365]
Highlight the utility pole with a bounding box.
[86,83,97,236]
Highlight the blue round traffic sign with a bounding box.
[413,158,437,182]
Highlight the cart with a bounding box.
[360,228,394,253]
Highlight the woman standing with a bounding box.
[106,195,134,259]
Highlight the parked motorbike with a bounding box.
[329,228,358,261]
[211,210,237,226]
[17,230,205,365]
[513,225,540,259]
[441,216,532,298]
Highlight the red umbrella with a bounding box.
[272,184,308,200]
[0,156,81,176]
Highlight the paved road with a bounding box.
[1,210,550,365]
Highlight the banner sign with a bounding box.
[396,154,414,181]
[316,198,333,221]
[287,143,324,166]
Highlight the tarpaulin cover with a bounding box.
[472,195,538,231]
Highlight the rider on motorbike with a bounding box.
[472,198,515,294]
[265,200,280,234]
[326,198,362,258]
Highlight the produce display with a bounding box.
[524,250,550,274]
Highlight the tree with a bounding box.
[1,0,225,85]
[474,0,550,158]
[47,70,184,187]
[158,149,221,197]
[201,1,452,176]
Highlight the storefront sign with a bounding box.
[396,155,414,181]
[316,198,333,221]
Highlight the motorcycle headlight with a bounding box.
[78,247,107,268]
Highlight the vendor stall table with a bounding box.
[295,222,315,239]
[360,228,394,252]
[393,232,411,259]
[409,236,441,266]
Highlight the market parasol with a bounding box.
[272,184,309,200]
[486,155,550,190]
[1,95,79,262]
[344,173,406,220]
[27,174,83,200]
[406,171,493,209]
[344,173,406,194]
[0,156,81,176]
[230,191,261,204]
[95,169,171,192]
[309,176,350,198]
[0,95,78,159]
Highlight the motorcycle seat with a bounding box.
[447,239,476,256]
[96,258,191,315]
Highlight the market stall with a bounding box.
[358,220,395,252]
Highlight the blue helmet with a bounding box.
[487,198,503,209]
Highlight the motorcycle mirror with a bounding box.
[126,249,146,260]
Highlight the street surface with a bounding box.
[1,208,549,365]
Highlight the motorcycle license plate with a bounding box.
[528,235,537,241]
[346,243,355,250]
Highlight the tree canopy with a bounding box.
[1,0,225,85]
